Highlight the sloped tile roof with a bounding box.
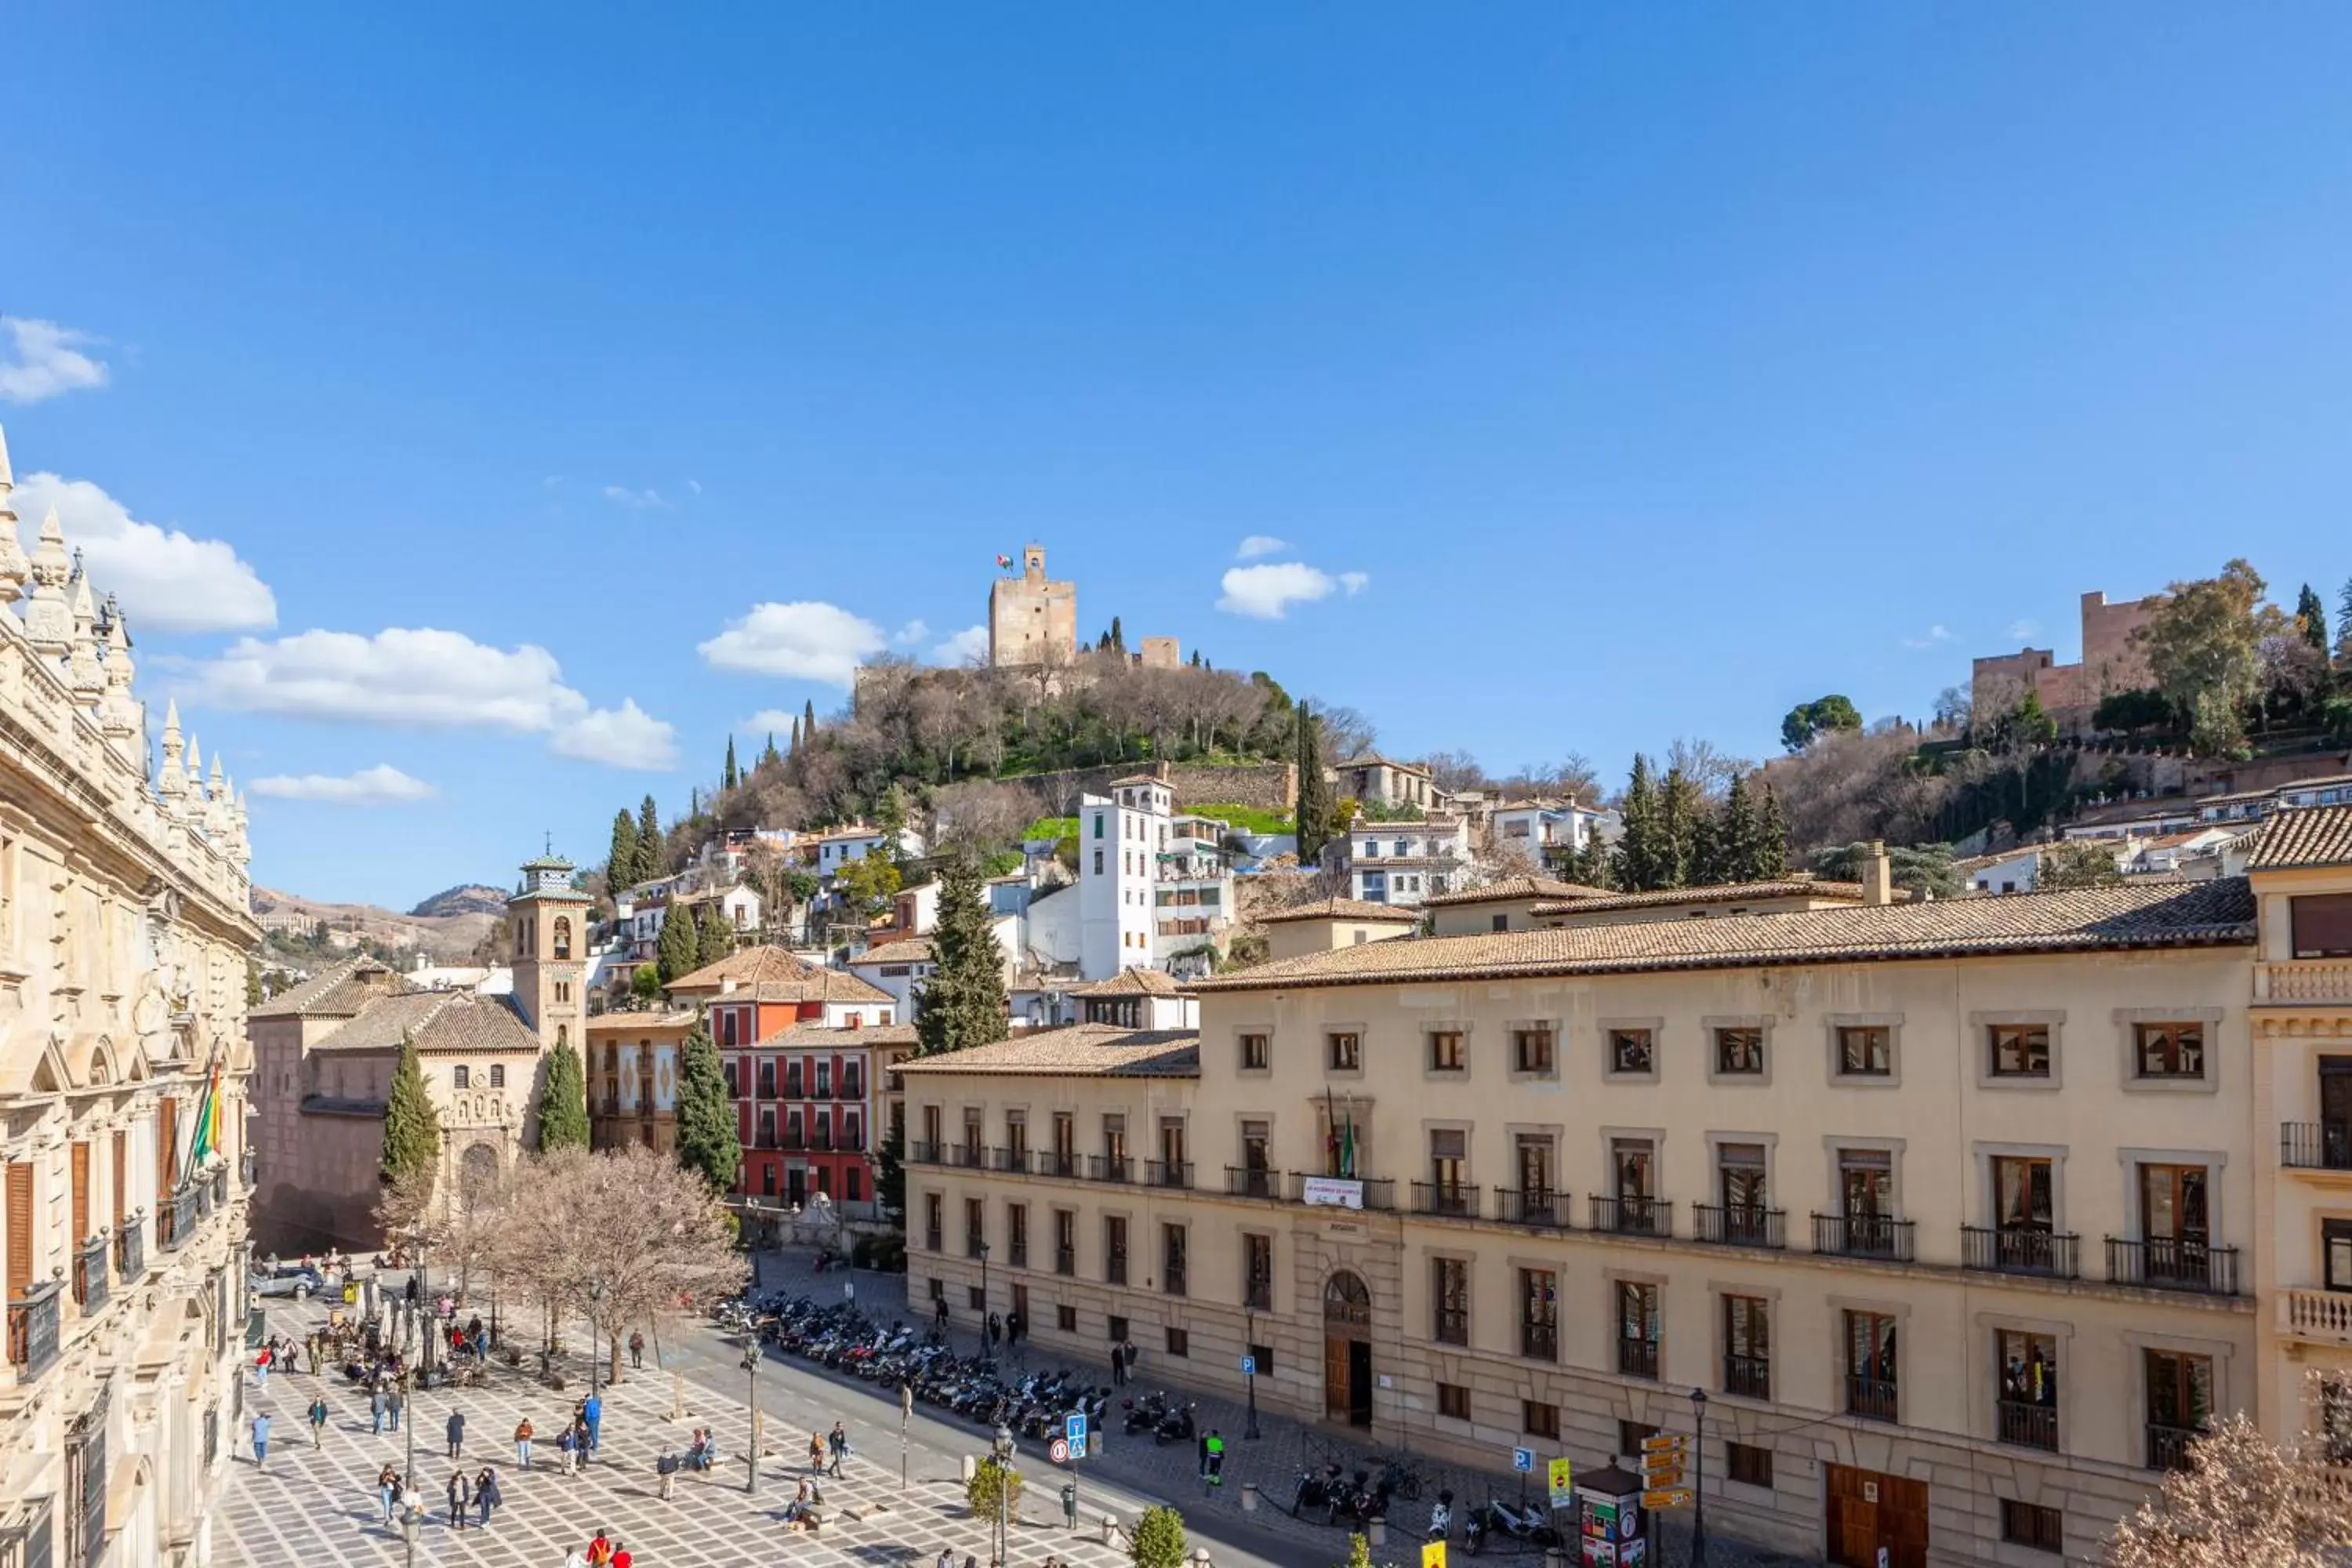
[895,1025,1200,1078]
[1256,898,1423,926]
[669,945,822,992]
[1421,877,1611,909]
[2248,805,2352,871]
[763,1020,922,1049]
[1193,880,2255,993]
[250,958,417,1019]
[851,938,935,965]
[1529,878,1871,916]
[1070,967,1186,997]
[311,991,543,1054]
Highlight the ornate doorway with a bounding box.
[1323,1272,1374,1427]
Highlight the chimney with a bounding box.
[1860,841,1893,907]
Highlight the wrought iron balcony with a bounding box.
[964,1235,985,1260]
[1035,1151,1080,1180]
[1811,1211,1915,1261]
[1054,1247,1076,1276]
[2146,1422,2201,1472]
[114,1223,143,1283]
[1723,1353,1770,1400]
[1846,1374,1899,1422]
[1693,1203,1784,1249]
[909,1140,945,1166]
[1225,1164,1281,1200]
[1617,1335,1658,1380]
[156,1186,201,1253]
[71,1236,107,1315]
[924,1227,942,1251]
[950,1144,986,1170]
[1589,1195,1670,1237]
[1008,1241,1028,1269]
[1411,1181,1480,1220]
[2282,1121,2352,1171]
[1520,1322,1559,1362]
[1145,1160,1194,1190]
[1962,1225,2079,1278]
[1497,1188,1568,1229]
[1089,1155,1134,1185]
[1998,1399,2059,1452]
[1106,1253,1128,1286]
[991,1147,1029,1174]
[2106,1236,2239,1296]
[7,1281,63,1383]
[1283,1172,1396,1210]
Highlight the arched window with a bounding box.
[452,1065,470,1090]
[554,918,572,959]
[1324,1271,1372,1329]
[557,1025,568,1050]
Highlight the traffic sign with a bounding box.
[1642,1488,1693,1510]
[1640,1435,1687,1454]
[1069,1434,1087,1461]
[1240,1355,1257,1376]
[1065,1414,1087,1443]
[1547,1457,1575,1508]
[1511,1446,1535,1472]
[1049,1438,1071,1464]
[1421,1542,1446,1568]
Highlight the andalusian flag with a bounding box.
[187,1061,221,1167]
[996,554,1013,569]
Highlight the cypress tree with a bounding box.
[916,857,1011,1058]
[2298,583,2330,655]
[697,902,735,963]
[380,1036,443,1190]
[671,1011,741,1196]
[724,737,740,791]
[1294,703,1332,864]
[1657,766,1703,890]
[1755,786,1791,877]
[1110,615,1125,654]
[537,1040,591,1150]
[803,699,817,740]
[1613,755,1664,891]
[637,795,662,881]
[789,717,800,756]
[1715,775,1761,882]
[761,731,780,768]
[608,808,641,895]
[656,901,702,982]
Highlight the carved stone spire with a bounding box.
[205,757,231,837]
[186,735,205,801]
[66,571,103,703]
[158,699,187,804]
[22,507,72,655]
[100,610,143,742]
[0,423,24,606]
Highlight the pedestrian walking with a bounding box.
[307,1395,329,1448]
[514,1417,534,1468]
[933,1295,949,1333]
[573,1412,593,1468]
[827,1421,848,1476]
[253,1347,269,1391]
[612,1543,633,1568]
[250,1413,271,1469]
[405,1274,419,1306]
[376,1464,401,1526]
[1205,1430,1225,1489]
[936,1548,956,1568]
[446,1469,471,1530]
[1110,1343,1127,1387]
[1122,1338,1139,1382]
[583,1391,603,1450]
[557,1427,578,1475]
[564,1549,590,1568]
[808,1431,826,1474]
[1196,1428,1210,1479]
[656,1448,678,1501]
[629,1330,645,1370]
[586,1528,614,1566]
[368,1386,387,1434]
[986,1311,1002,1351]
[475,1466,499,1527]
[446,1410,466,1461]
[387,1385,404,1432]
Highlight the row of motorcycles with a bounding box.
[1288,1464,1560,1555]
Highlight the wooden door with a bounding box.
[1323,1335,1352,1421]
[111,1133,125,1228]
[5,1163,32,1298]
[1347,1340,1374,1427]
[158,1098,178,1189]
[69,1143,88,1244]
[1825,1465,1929,1568]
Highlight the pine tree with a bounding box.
[608,808,641,895]
[1613,755,1665,891]
[724,737,739,791]
[1294,704,1332,864]
[380,1036,443,1190]
[1715,775,1762,882]
[1755,786,1791,877]
[916,858,1011,1057]
[657,902,702,982]
[537,1040,591,1151]
[697,902,735,964]
[1656,767,1703,890]
[671,1011,741,1196]
[637,795,662,881]
[2299,583,2331,655]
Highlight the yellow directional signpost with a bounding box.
[1641,1433,1692,1511]
[1422,1541,1446,1568]
[1548,1457,1575,1510]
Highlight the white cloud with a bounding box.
[2008,619,2039,641]
[892,619,931,646]
[0,318,108,404]
[1900,624,1954,651]
[184,626,676,770]
[698,601,886,687]
[931,625,990,666]
[601,485,668,510]
[11,471,276,633]
[249,764,437,805]
[686,479,703,495]
[1215,561,1369,620]
[1236,535,1289,560]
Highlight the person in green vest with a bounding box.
[1203,1430,1225,1489]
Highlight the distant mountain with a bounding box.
[409,884,509,920]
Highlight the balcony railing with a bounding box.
[1036,1151,1080,1180]
[1165,1266,1187,1297]
[1811,1212,1915,1261]
[1283,1173,1398,1210]
[964,1236,985,1260]
[1998,1399,2059,1452]
[2281,1287,2352,1346]
[7,1281,63,1382]
[1089,1155,1134,1185]
[924,1228,942,1251]
[1497,1189,1568,1229]
[1246,1278,1273,1312]
[1411,1181,1481,1220]
[71,1236,107,1314]
[909,1140,945,1166]
[1054,1247,1076,1276]
[114,1223,143,1283]
[1846,1374,1900,1422]
[1225,1165,1281,1200]
[1694,1203,1784,1249]
[1008,1241,1028,1269]
[1589,1195,1670,1237]
[2281,1122,2352,1171]
[210,1167,227,1208]
[1962,1225,2080,1278]
[2106,1236,2239,1296]
[192,1178,212,1220]
[2147,1422,2201,1472]
[1618,1335,1658,1380]
[1145,1160,1194,1190]
[1106,1254,1128,1286]
[951,1144,986,1170]
[1723,1353,1770,1400]
[991,1148,1028,1174]
[2259,960,2352,1006]
[1520,1322,1559,1362]
[156,1187,201,1253]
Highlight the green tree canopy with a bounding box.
[1613,754,1670,891]
[537,1040,591,1151]
[1131,1506,1188,1568]
[837,852,903,925]
[724,736,740,791]
[630,963,666,1003]
[1780,694,1864,752]
[656,902,702,982]
[2136,559,2277,757]
[637,795,662,880]
[608,809,642,895]
[672,1011,741,1195]
[1807,840,1965,899]
[2296,583,2330,655]
[380,1036,443,1192]
[696,902,736,964]
[1294,704,1333,864]
[916,857,1011,1058]
[2036,839,2126,892]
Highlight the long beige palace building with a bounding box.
[0,425,262,1567]
[902,819,2352,1568]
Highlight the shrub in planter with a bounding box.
[967,1457,1023,1520]
[1131,1505,1188,1568]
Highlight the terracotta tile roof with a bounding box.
[1193,880,2254,993]
[895,1025,1200,1078]
[1529,878,1872,916]
[587,1008,700,1035]
[669,945,822,993]
[1336,753,1431,777]
[1421,877,1612,909]
[739,971,895,1006]
[764,1020,921,1049]
[312,991,543,1054]
[1256,898,1423,926]
[851,937,935,965]
[1070,967,1186,997]
[250,958,416,1019]
[2247,805,2352,871]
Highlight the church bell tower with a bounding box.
[509,848,591,1056]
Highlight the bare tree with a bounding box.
[1423,750,1487,793]
[1317,704,1379,763]
[2105,1412,2342,1568]
[1664,736,1751,802]
[929,779,1033,858]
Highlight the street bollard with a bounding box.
[1100,1513,1117,1546]
[1240,1482,1259,1513]
[1367,1519,1387,1548]
[961,1454,978,1483]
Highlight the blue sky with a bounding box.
[5,5,2350,908]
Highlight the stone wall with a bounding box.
[1001,760,1297,818]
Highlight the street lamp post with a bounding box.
[412,1230,434,1380]
[978,1240,991,1357]
[991,1422,1014,1568]
[742,1346,762,1496]
[1243,1306,1261,1441]
[1689,1386,1709,1568]
[400,1367,418,1568]
[588,1280,606,1399]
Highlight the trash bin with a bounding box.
[1062,1485,1078,1526]
[1241,1482,1259,1512]
[1367,1519,1387,1548]
[960,1454,978,1483]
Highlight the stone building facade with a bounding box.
[989,544,1079,668]
[0,424,262,1568]
[902,870,2325,1568]
[1970,589,2160,732]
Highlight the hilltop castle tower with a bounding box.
[988,543,1078,667]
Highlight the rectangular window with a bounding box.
[488,1064,505,1088]
[1617,1420,1659,1461]
[1437,1384,1472,1421]
[1105,1218,1128,1286]
[724,1060,739,1098]
[2000,1500,2063,1554]
[2325,1219,2352,1292]
[1522,1401,1560,1440]
[758,1061,778,1099]
[968,1284,985,1310]
[1613,1138,1655,1201]
[1837,1025,1892,1076]
[452,1065,470,1090]
[1328,1032,1362,1072]
[1428,1030,1465,1072]
[1609,1028,1655,1075]
[1007,1204,1029,1269]
[1054,1210,1076,1276]
[1239,1033,1269,1071]
[1714,1027,1765,1076]
[2145,1349,2214,1468]
[924,1193,942,1252]
[1434,1258,1469,1346]
[1845,1310,1898,1421]
[2292,893,2352,958]
[1164,1327,1189,1358]
[1997,1328,2059,1451]
[1162,1223,1188,1297]
[1244,1234,1273,1310]
[1248,1343,1272,1377]
[1519,1268,1559,1360]
[2134,1022,2206,1081]
[964,1198,985,1259]
[1429,1128,1467,1196]
[1723,1294,1770,1399]
[1512,1027,1555,1075]
[1057,1304,1078,1332]
[1989,1023,2050,1078]
[1616,1281,1660,1380]
[785,1061,803,1098]
[1108,1314,1128,1343]
[1991,1156,2054,1230]
[1726,1443,1773,1490]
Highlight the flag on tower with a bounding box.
[996,554,1013,568]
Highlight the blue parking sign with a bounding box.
[1240,1355,1257,1376]
[1512,1447,1534,1472]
